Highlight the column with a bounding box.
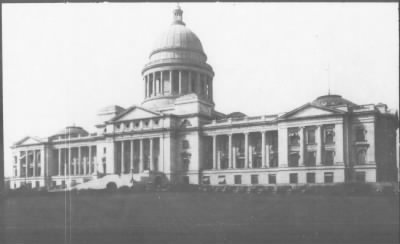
[130,140,134,172]
[145,76,148,98]
[73,148,77,176]
[188,71,192,92]
[16,152,20,178]
[278,127,288,167]
[39,149,44,177]
[64,149,67,176]
[33,150,36,177]
[228,134,233,168]
[209,78,213,101]
[159,137,164,172]
[25,151,28,177]
[88,146,92,174]
[121,141,125,174]
[160,71,164,94]
[335,123,344,164]
[68,147,72,176]
[316,126,322,165]
[197,73,201,96]
[78,147,81,175]
[139,139,143,172]
[58,149,62,175]
[261,131,267,168]
[152,73,156,96]
[178,70,182,94]
[265,135,270,167]
[299,127,304,166]
[149,138,154,171]
[83,148,87,175]
[169,70,173,94]
[212,135,217,169]
[233,147,237,168]
[244,133,249,168]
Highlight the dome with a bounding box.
[151,24,204,56]
[146,6,208,65]
[53,126,88,137]
[312,94,357,107]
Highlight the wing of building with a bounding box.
[9,6,399,190]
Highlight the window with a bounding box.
[355,127,366,141]
[218,176,226,185]
[234,175,242,184]
[324,126,335,144]
[289,152,300,167]
[288,129,300,146]
[289,173,298,184]
[306,173,315,183]
[134,121,140,128]
[35,181,40,189]
[355,172,366,183]
[144,120,149,127]
[182,140,190,149]
[324,151,335,165]
[305,151,316,166]
[154,119,159,126]
[125,122,130,129]
[268,174,277,184]
[356,149,366,165]
[251,175,259,185]
[103,148,106,154]
[62,180,66,187]
[306,127,316,144]
[324,172,334,183]
[202,176,210,185]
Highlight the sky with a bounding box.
[2,2,399,176]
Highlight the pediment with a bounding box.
[15,136,43,146]
[111,106,161,122]
[281,104,343,119]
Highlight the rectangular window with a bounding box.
[355,128,366,141]
[35,181,40,189]
[268,174,277,184]
[324,172,334,183]
[234,175,242,184]
[202,176,210,185]
[305,151,316,166]
[182,140,190,149]
[62,180,66,187]
[306,127,316,144]
[324,125,335,144]
[251,175,259,185]
[289,173,298,184]
[355,172,366,183]
[306,173,315,183]
[288,128,300,146]
[324,150,335,165]
[218,175,226,185]
[289,152,300,167]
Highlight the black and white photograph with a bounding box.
[1,2,399,244]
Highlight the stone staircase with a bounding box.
[73,171,153,190]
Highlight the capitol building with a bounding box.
[8,6,398,190]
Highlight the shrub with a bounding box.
[276,185,292,195]
[106,182,117,192]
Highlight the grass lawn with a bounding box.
[1,192,399,244]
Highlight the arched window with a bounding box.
[356,149,366,165]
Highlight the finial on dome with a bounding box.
[172,3,185,25]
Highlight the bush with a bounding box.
[276,185,292,195]
[106,182,117,192]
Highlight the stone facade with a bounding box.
[8,7,398,190]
